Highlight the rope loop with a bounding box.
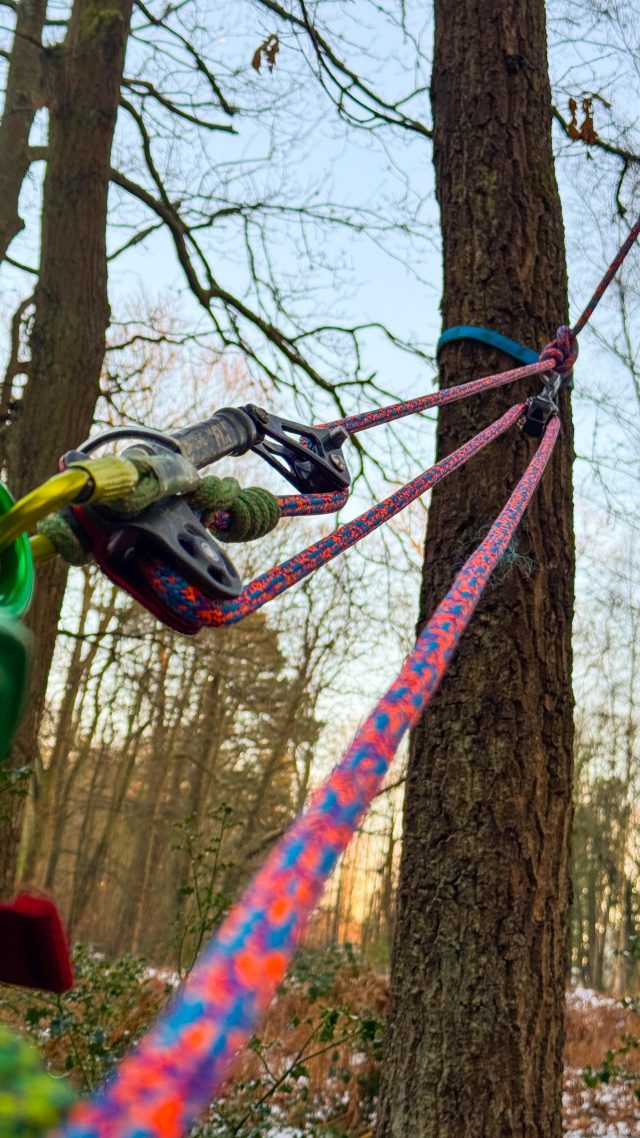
[538,324,578,378]
[188,475,281,543]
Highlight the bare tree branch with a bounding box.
[107,221,163,261]
[255,0,431,137]
[110,166,351,407]
[122,77,236,132]
[133,0,236,117]
[0,293,33,421]
[553,105,640,215]
[0,0,47,262]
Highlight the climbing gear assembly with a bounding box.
[0,211,638,1137]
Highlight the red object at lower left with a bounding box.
[0,893,73,992]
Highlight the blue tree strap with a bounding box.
[437,325,539,365]
[437,325,574,388]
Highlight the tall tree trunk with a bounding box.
[0,0,133,894]
[376,3,574,1137]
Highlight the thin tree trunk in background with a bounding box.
[114,650,197,956]
[0,0,133,895]
[67,671,151,934]
[43,616,124,894]
[377,2,574,1136]
[20,571,101,882]
[128,675,191,956]
[623,880,636,993]
[0,0,46,262]
[595,897,610,991]
[586,869,597,987]
[380,802,397,955]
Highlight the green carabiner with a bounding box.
[0,483,33,760]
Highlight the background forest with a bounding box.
[3,0,640,1135]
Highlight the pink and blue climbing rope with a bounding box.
[46,206,640,1138]
[145,404,527,630]
[57,417,559,1138]
[322,320,588,438]
[572,212,640,336]
[321,357,549,436]
[278,490,350,516]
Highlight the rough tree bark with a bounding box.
[376,2,574,1136]
[0,0,133,894]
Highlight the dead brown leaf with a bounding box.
[252,34,280,73]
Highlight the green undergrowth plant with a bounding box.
[172,804,237,978]
[0,933,387,1137]
[196,944,386,1138]
[0,945,173,1093]
[583,1032,640,1099]
[581,993,640,1100]
[579,933,640,1098]
[0,1023,77,1136]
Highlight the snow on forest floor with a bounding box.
[564,1070,640,1137]
[562,987,640,1136]
[238,984,640,1137]
[212,982,640,1137]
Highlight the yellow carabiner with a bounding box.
[0,457,140,556]
[0,470,90,555]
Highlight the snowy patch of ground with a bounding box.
[143,965,180,987]
[567,987,621,1013]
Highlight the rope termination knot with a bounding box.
[538,325,578,378]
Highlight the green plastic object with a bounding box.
[0,482,34,619]
[0,483,33,760]
[0,1024,76,1136]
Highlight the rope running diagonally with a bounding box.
[572,213,640,336]
[11,214,640,577]
[320,356,549,436]
[321,211,640,438]
[56,417,560,1138]
[145,404,527,631]
[44,210,640,1138]
[141,241,637,630]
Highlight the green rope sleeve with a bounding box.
[187,475,244,514]
[36,513,92,567]
[188,476,281,543]
[105,470,161,516]
[105,453,201,517]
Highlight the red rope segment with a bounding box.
[321,359,549,436]
[146,404,527,631]
[537,325,578,378]
[58,418,560,1138]
[277,490,350,516]
[572,211,640,336]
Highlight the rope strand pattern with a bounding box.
[572,212,640,336]
[322,359,548,436]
